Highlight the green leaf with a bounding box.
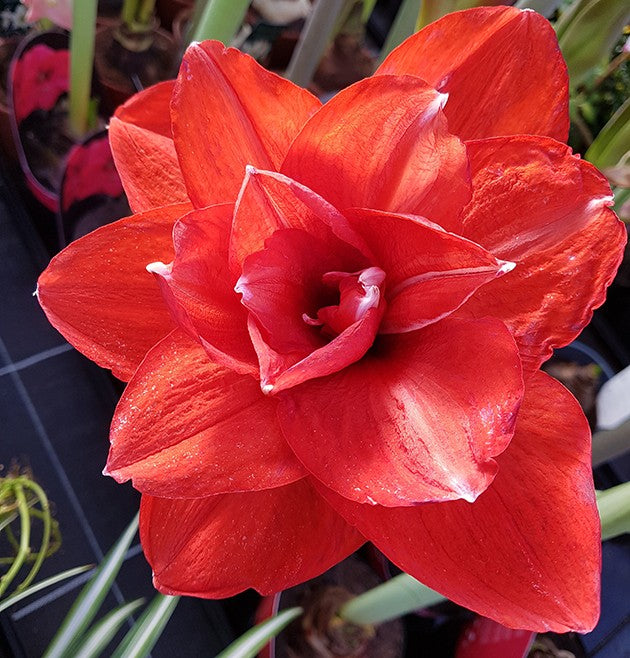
[0,565,94,614]
[73,599,145,658]
[361,0,378,23]
[43,514,139,658]
[110,594,179,658]
[558,0,630,90]
[338,573,446,626]
[216,607,303,658]
[598,482,630,541]
[585,96,630,169]
[514,0,563,18]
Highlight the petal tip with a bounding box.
[146,261,171,277]
[498,259,516,276]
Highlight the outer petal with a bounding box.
[171,41,321,208]
[377,7,569,141]
[345,208,513,333]
[281,75,470,232]
[105,329,305,497]
[109,81,189,212]
[277,317,523,507]
[140,479,365,598]
[459,135,626,372]
[148,203,257,375]
[322,371,600,633]
[37,203,190,381]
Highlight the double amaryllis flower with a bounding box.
[37,7,626,632]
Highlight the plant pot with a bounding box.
[257,556,404,657]
[57,128,129,247]
[94,19,178,117]
[8,29,75,211]
[0,34,25,164]
[155,0,194,32]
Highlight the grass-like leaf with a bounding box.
[0,564,94,614]
[43,514,139,658]
[110,594,179,658]
[216,607,303,658]
[73,599,145,658]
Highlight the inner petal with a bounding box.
[235,228,386,393]
[304,267,386,338]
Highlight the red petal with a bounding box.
[109,81,188,212]
[459,135,626,372]
[171,41,321,208]
[140,479,364,598]
[323,371,600,633]
[105,329,305,496]
[37,203,190,381]
[278,318,523,506]
[281,75,470,232]
[346,208,513,333]
[377,7,569,141]
[230,168,371,274]
[149,203,258,375]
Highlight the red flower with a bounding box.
[37,7,625,631]
[12,44,69,123]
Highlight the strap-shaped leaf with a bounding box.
[43,514,139,658]
[110,594,179,658]
[73,599,145,658]
[216,607,303,658]
[0,565,93,614]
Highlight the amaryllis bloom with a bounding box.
[21,0,72,30]
[37,7,626,632]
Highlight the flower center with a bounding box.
[303,266,386,339]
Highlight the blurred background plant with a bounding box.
[0,465,60,599]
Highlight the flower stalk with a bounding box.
[68,0,98,137]
[191,0,251,45]
[598,482,630,541]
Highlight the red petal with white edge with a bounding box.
[322,371,600,633]
[37,203,190,381]
[171,41,320,209]
[345,208,513,333]
[109,81,188,212]
[230,168,371,274]
[149,203,258,375]
[281,75,470,233]
[277,317,523,507]
[140,479,365,598]
[377,7,569,142]
[459,135,626,373]
[105,329,305,497]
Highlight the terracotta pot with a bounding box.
[94,19,177,116]
[57,128,129,247]
[256,556,404,658]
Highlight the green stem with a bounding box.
[121,0,141,26]
[191,0,251,45]
[598,482,630,541]
[377,0,422,65]
[69,0,98,137]
[16,480,52,592]
[338,573,446,626]
[137,0,157,27]
[285,0,347,87]
[0,485,30,599]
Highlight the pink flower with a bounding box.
[21,0,73,30]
